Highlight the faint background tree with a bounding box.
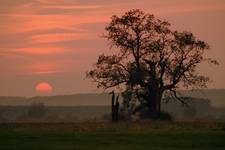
[27,102,47,119]
[87,9,218,119]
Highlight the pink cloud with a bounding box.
[2,14,108,34]
[23,61,59,75]
[15,47,65,55]
[43,5,101,10]
[22,59,83,75]
[31,32,94,43]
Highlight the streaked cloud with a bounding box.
[43,4,101,10]
[25,62,59,75]
[0,0,225,96]
[15,47,65,55]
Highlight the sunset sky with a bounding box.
[0,0,225,96]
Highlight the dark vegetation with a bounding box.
[0,122,225,150]
[0,97,225,123]
[0,90,225,122]
[0,105,110,122]
[27,103,47,119]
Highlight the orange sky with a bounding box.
[0,0,225,96]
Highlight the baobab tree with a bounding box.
[87,9,218,118]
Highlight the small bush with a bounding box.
[122,109,173,121]
[119,110,132,121]
[27,102,47,119]
[157,111,173,121]
[101,113,111,121]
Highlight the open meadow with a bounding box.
[1,121,225,150]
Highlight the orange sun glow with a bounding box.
[35,82,53,95]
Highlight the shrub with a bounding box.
[157,111,173,121]
[27,102,47,119]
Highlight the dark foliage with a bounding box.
[27,102,47,118]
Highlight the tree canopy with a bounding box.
[87,9,218,118]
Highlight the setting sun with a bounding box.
[36,82,53,95]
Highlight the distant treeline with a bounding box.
[0,105,111,122]
[0,100,225,122]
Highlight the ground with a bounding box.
[0,121,225,150]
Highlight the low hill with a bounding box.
[178,89,225,107]
[0,94,111,106]
[0,89,224,107]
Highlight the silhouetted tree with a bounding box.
[87,9,218,119]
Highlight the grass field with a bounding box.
[0,121,225,150]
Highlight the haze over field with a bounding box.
[0,89,225,108]
[0,0,225,97]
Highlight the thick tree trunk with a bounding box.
[157,90,163,113]
[147,88,162,119]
